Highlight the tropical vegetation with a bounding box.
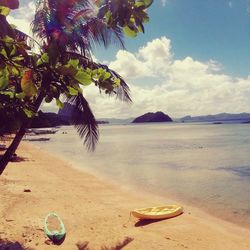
[0,0,153,174]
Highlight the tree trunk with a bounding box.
[0,121,29,174]
[0,93,44,175]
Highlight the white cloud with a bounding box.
[161,0,167,7]
[42,100,58,113]
[138,37,172,76]
[110,37,172,79]
[7,16,32,36]
[9,2,249,119]
[80,37,250,119]
[7,0,35,36]
[228,1,233,8]
[109,50,148,79]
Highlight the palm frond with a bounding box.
[14,29,40,49]
[100,65,131,102]
[63,51,132,102]
[89,63,132,103]
[32,0,125,53]
[73,17,125,50]
[65,94,99,151]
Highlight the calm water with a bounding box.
[28,123,250,228]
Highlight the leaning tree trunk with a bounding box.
[0,93,44,175]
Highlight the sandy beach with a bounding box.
[0,142,250,250]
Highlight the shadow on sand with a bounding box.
[0,154,28,163]
[10,156,28,163]
[134,218,168,227]
[44,234,66,246]
[134,212,184,227]
[0,240,33,250]
[53,234,66,245]
[76,236,134,250]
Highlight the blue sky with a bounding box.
[96,0,250,77]
[8,0,250,118]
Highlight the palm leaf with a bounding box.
[14,29,39,49]
[89,63,132,103]
[110,73,132,103]
[65,94,99,151]
[63,52,132,103]
[32,0,125,54]
[72,16,125,50]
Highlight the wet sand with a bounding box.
[0,142,250,249]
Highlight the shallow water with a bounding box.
[28,123,250,228]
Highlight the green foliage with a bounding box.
[36,52,49,66]
[56,98,64,109]
[0,0,152,149]
[67,86,79,96]
[0,6,10,16]
[0,66,9,90]
[73,70,92,86]
[123,26,137,37]
[0,31,126,119]
[23,108,35,118]
[98,0,152,37]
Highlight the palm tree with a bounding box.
[32,0,125,55]
[0,0,131,174]
[0,0,151,174]
[31,0,131,147]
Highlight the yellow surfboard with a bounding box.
[131,205,183,220]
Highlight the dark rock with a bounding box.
[76,241,89,250]
[45,239,52,245]
[132,112,172,123]
[5,219,14,222]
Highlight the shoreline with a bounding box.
[35,140,250,230]
[0,142,250,249]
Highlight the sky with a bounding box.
[8,0,250,118]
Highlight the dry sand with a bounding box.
[0,142,250,250]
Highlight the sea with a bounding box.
[27,122,250,228]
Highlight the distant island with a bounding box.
[31,112,69,128]
[179,113,250,123]
[57,103,108,124]
[30,108,250,128]
[31,103,108,128]
[132,112,173,123]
